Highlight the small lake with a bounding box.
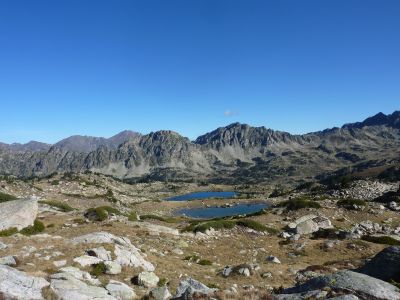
[167,191,238,201]
[176,203,268,219]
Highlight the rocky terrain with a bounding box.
[0,172,399,299]
[0,111,399,184]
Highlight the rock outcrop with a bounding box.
[0,198,38,231]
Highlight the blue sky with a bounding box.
[0,1,399,144]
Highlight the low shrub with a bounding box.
[0,227,18,237]
[337,198,366,208]
[0,192,17,203]
[140,214,179,223]
[191,220,236,233]
[90,263,106,277]
[85,206,121,221]
[128,211,139,221]
[20,220,45,235]
[198,259,213,266]
[362,235,400,246]
[278,198,321,210]
[236,219,269,232]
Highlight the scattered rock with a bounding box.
[73,255,103,267]
[0,255,17,266]
[174,277,217,299]
[150,286,172,300]
[267,255,281,264]
[86,246,112,261]
[135,271,159,288]
[104,261,122,275]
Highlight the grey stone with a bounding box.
[105,261,122,275]
[73,255,103,267]
[357,246,400,281]
[0,255,16,266]
[0,265,49,300]
[174,277,217,299]
[106,280,136,300]
[0,198,38,231]
[137,271,159,288]
[151,286,172,300]
[283,270,400,300]
[86,246,112,261]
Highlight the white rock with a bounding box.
[86,246,112,261]
[106,280,136,300]
[151,286,172,300]
[267,255,281,264]
[0,242,8,250]
[50,272,116,300]
[172,248,184,255]
[0,198,38,231]
[73,255,103,267]
[0,255,17,266]
[105,261,122,275]
[53,260,67,267]
[58,266,101,286]
[137,271,159,288]
[0,265,49,300]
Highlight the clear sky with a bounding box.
[0,1,399,144]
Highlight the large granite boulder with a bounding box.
[0,265,49,300]
[0,198,38,231]
[173,277,217,300]
[357,246,400,281]
[280,270,400,300]
[287,214,332,235]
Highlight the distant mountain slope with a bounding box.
[0,112,399,184]
[54,130,140,152]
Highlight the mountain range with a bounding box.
[0,111,399,184]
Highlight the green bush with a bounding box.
[85,206,121,221]
[0,227,18,237]
[128,211,139,221]
[90,263,107,277]
[140,214,179,223]
[236,219,268,232]
[198,259,213,266]
[20,220,45,235]
[337,198,366,208]
[40,200,74,212]
[362,235,400,246]
[50,180,59,185]
[0,192,17,203]
[279,198,321,210]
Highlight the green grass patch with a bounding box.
[128,211,139,221]
[198,259,213,266]
[362,235,400,246]
[337,198,366,208]
[140,214,180,223]
[40,200,74,212]
[90,263,107,277]
[85,206,121,221]
[0,227,18,237]
[0,192,17,203]
[20,219,45,235]
[278,198,321,210]
[235,219,268,232]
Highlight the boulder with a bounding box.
[0,265,49,300]
[0,198,38,231]
[357,246,400,281]
[0,255,17,266]
[174,277,217,299]
[288,214,332,235]
[73,255,103,267]
[106,280,136,300]
[105,261,122,275]
[282,270,400,300]
[58,266,101,286]
[72,232,155,271]
[50,272,116,300]
[136,271,159,288]
[151,286,172,300]
[86,246,112,261]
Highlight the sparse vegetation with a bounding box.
[0,191,17,203]
[40,200,74,212]
[278,198,321,210]
[85,206,121,221]
[20,219,45,235]
[140,214,180,223]
[128,211,139,221]
[0,227,18,237]
[337,198,366,208]
[90,263,107,277]
[362,235,400,246]
[198,259,213,266]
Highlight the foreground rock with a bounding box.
[72,232,155,271]
[0,265,49,300]
[106,280,136,300]
[279,270,400,300]
[287,214,332,235]
[357,246,400,281]
[174,277,217,299]
[0,198,38,231]
[50,272,117,300]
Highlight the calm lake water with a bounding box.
[167,191,238,201]
[176,203,268,219]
